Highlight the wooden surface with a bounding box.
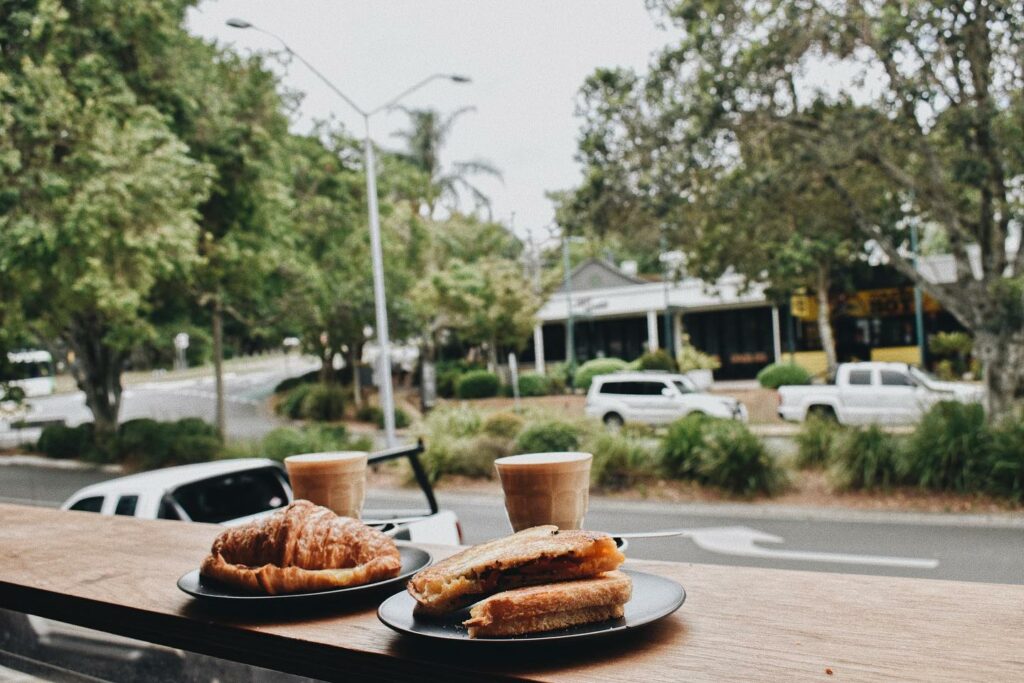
[1,503,1022,682]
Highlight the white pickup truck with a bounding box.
[777,362,984,425]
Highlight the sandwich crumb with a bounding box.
[825,667,833,675]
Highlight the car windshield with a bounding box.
[673,379,695,394]
[172,467,288,524]
[908,366,941,388]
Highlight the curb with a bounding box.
[0,454,123,474]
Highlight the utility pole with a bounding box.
[910,222,926,368]
[562,235,575,370]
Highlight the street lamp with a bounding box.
[227,18,469,446]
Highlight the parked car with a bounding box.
[585,371,747,427]
[777,361,984,425]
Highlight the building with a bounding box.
[522,256,964,380]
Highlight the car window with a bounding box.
[673,380,693,394]
[158,497,182,520]
[172,467,288,524]
[68,496,104,513]
[599,381,629,395]
[638,382,669,396]
[847,369,872,385]
[880,370,914,386]
[114,495,138,516]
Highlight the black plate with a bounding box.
[377,568,684,643]
[177,545,431,604]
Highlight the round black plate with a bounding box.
[177,545,431,604]
[377,568,684,643]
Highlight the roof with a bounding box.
[559,258,647,293]
[68,458,282,499]
[593,371,692,382]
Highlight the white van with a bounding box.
[585,371,747,427]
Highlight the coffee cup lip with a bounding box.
[494,452,593,467]
[284,451,369,464]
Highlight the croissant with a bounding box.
[200,500,402,594]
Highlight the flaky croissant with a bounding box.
[200,500,402,594]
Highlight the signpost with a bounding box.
[508,352,520,412]
[173,333,189,371]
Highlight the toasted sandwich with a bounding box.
[407,525,624,614]
[463,571,632,638]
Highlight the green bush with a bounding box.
[573,358,628,391]
[37,423,96,460]
[517,372,552,397]
[299,384,346,421]
[355,404,383,424]
[659,414,710,479]
[482,411,525,439]
[546,362,572,394]
[659,415,783,496]
[988,420,1024,502]
[514,420,581,454]
[677,336,720,371]
[587,431,658,490]
[423,405,482,438]
[277,383,315,419]
[455,370,500,399]
[260,425,370,462]
[756,362,812,388]
[902,402,989,493]
[117,418,221,470]
[273,369,320,395]
[828,426,904,491]
[381,407,411,429]
[637,349,678,372]
[436,360,485,398]
[421,433,513,482]
[795,416,842,469]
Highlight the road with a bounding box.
[2,465,1021,585]
[7,358,319,442]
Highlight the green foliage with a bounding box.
[274,370,320,395]
[116,418,221,470]
[277,383,315,419]
[260,425,370,462]
[517,372,552,397]
[586,431,658,490]
[987,421,1024,502]
[435,360,484,399]
[456,370,500,399]
[369,406,411,429]
[37,424,97,461]
[902,402,989,493]
[795,417,842,469]
[482,412,526,439]
[421,433,513,483]
[422,405,483,439]
[637,349,678,372]
[677,339,721,372]
[514,421,581,454]
[299,384,346,422]
[928,332,974,358]
[545,363,572,394]
[659,415,783,496]
[574,358,628,391]
[756,363,812,389]
[828,427,904,491]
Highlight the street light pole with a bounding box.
[227,18,469,446]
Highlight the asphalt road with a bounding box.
[2,465,1021,585]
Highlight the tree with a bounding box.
[563,0,1024,417]
[392,107,503,217]
[0,0,210,440]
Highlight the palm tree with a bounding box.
[391,107,502,218]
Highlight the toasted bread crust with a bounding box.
[407,526,624,613]
[464,571,632,625]
[466,604,625,638]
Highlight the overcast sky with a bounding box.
[187,1,672,241]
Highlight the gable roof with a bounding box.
[559,258,647,293]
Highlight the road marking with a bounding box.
[682,526,939,569]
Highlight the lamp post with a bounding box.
[227,18,469,446]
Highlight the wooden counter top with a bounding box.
[0,503,1021,681]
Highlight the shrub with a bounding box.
[659,415,783,496]
[355,404,383,424]
[756,362,812,388]
[546,362,572,394]
[902,402,990,492]
[273,369,320,395]
[637,349,678,372]
[260,425,369,462]
[795,416,842,469]
[677,336,720,372]
[828,426,904,491]
[116,418,221,470]
[37,423,96,460]
[517,372,551,397]
[277,383,315,419]
[659,414,710,479]
[573,358,628,391]
[482,411,525,439]
[988,420,1024,502]
[456,370,500,399]
[436,360,485,398]
[423,405,482,438]
[514,420,581,453]
[421,433,513,482]
[299,384,346,421]
[587,431,658,490]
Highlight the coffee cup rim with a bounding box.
[494,452,593,467]
[284,451,369,464]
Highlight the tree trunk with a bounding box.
[350,344,363,408]
[66,317,124,446]
[973,329,1024,420]
[318,343,333,384]
[815,265,838,378]
[212,298,226,441]
[487,338,499,374]
[420,334,437,411]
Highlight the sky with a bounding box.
[187,1,673,241]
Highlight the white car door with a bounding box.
[635,380,678,424]
[875,368,923,423]
[838,368,878,425]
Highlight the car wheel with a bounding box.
[808,405,837,422]
[603,413,624,429]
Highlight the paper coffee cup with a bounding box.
[284,451,368,518]
[494,452,592,531]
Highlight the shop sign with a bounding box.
[791,288,940,321]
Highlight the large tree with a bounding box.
[564,0,1024,417]
[0,0,210,439]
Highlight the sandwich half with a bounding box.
[463,571,632,638]
[407,525,624,614]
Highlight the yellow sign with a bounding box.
[790,294,818,321]
[791,288,940,321]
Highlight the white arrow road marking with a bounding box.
[681,526,939,569]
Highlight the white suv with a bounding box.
[585,372,747,427]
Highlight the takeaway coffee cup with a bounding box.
[494,452,593,532]
[284,451,368,518]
